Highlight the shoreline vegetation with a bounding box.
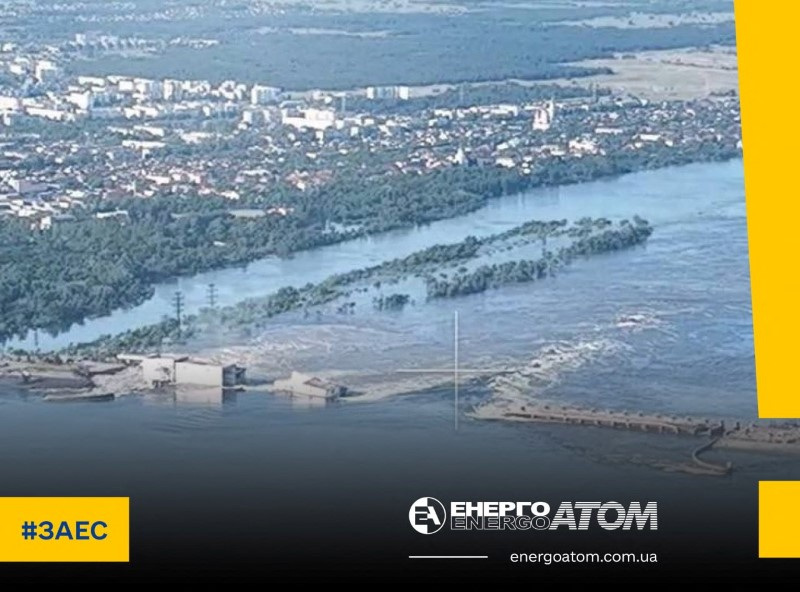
[37,215,654,360]
[426,216,652,298]
[1,143,739,345]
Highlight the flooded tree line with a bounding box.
[42,215,652,360]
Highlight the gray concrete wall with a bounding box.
[175,362,223,387]
[141,357,175,385]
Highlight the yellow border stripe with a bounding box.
[735,1,800,418]
[737,1,800,558]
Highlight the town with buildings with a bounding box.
[0,32,742,231]
[3,1,791,484]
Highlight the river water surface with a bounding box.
[2,159,795,578]
[2,159,747,353]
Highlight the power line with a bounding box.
[172,290,184,335]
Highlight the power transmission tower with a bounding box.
[207,283,217,309]
[173,291,184,335]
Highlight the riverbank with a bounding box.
[2,144,740,351]
[40,217,653,358]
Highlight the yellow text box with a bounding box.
[0,497,129,562]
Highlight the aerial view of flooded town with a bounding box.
[0,0,795,505]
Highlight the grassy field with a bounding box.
[555,46,739,100]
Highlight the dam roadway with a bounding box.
[492,404,715,435]
[471,401,800,474]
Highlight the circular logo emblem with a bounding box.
[409,497,447,535]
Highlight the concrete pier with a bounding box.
[471,401,800,474]
[498,404,716,436]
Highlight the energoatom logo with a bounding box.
[409,497,447,534]
[409,499,658,534]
